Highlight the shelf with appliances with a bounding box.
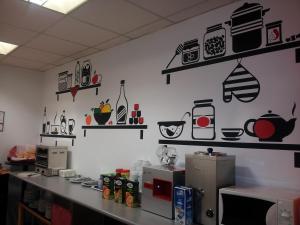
[56,83,101,102]
[162,40,300,84]
[40,134,76,146]
[82,125,148,140]
[158,139,300,151]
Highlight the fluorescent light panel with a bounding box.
[24,0,88,14]
[0,41,18,55]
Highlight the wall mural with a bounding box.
[56,59,102,102]
[158,2,300,150]
[0,111,5,132]
[223,60,260,103]
[91,99,113,125]
[116,80,128,124]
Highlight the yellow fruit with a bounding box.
[101,104,111,113]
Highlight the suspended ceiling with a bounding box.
[0,0,238,72]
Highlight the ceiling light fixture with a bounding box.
[24,0,88,14]
[0,41,18,55]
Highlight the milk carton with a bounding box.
[174,186,193,225]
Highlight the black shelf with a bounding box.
[158,139,300,151]
[161,41,300,84]
[82,125,148,139]
[56,83,101,101]
[40,134,76,146]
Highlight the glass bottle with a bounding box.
[42,107,47,134]
[75,61,80,86]
[116,80,128,124]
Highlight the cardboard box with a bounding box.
[174,186,193,225]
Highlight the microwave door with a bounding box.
[220,193,275,225]
[266,204,277,225]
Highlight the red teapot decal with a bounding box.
[244,104,297,142]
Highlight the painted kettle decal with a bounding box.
[244,104,297,142]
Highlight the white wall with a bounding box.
[0,65,43,163]
[42,0,300,190]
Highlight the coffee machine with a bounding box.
[185,148,235,225]
[141,165,185,219]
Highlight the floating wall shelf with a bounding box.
[40,134,76,146]
[56,83,101,101]
[158,139,300,151]
[162,40,300,84]
[82,125,148,140]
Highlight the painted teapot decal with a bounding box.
[244,104,297,142]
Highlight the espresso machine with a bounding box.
[185,148,235,225]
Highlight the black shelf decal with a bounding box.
[162,41,300,76]
[82,125,147,140]
[56,83,101,95]
[82,125,147,129]
[158,139,300,151]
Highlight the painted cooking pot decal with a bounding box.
[192,99,215,140]
[225,2,270,53]
[244,104,297,142]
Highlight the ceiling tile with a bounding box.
[52,56,75,66]
[126,19,172,39]
[71,0,159,34]
[71,48,100,60]
[96,36,130,50]
[0,0,63,32]
[10,46,63,64]
[1,55,46,70]
[46,17,118,47]
[168,0,239,22]
[39,64,56,72]
[25,34,86,56]
[0,23,38,45]
[127,0,204,17]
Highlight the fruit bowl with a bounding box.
[157,121,185,139]
[94,112,111,125]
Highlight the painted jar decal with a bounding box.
[192,99,215,140]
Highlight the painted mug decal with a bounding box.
[223,61,260,103]
[221,128,244,141]
[244,103,297,142]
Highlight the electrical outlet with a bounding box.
[294,152,300,168]
[296,48,300,63]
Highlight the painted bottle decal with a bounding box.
[116,80,128,124]
[42,106,47,134]
[75,61,80,86]
[81,59,92,87]
[192,99,215,140]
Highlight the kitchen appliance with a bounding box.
[244,105,297,142]
[185,149,235,225]
[204,24,226,59]
[219,186,300,225]
[81,59,92,87]
[225,2,270,53]
[142,165,185,219]
[182,39,200,65]
[192,99,215,140]
[266,20,283,46]
[58,71,68,91]
[35,145,68,176]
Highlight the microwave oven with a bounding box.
[219,186,300,225]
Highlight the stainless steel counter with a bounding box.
[10,172,174,225]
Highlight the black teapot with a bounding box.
[244,109,296,142]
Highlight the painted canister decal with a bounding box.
[192,99,215,140]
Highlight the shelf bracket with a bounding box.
[166,74,170,85]
[140,130,144,139]
[40,136,42,143]
[72,139,74,146]
[57,95,59,101]
[296,48,300,63]
[55,140,57,146]
[96,87,99,95]
[84,129,86,137]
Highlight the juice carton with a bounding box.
[114,177,126,203]
[174,186,193,225]
[125,180,139,208]
[102,174,115,200]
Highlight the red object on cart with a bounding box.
[51,203,72,225]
